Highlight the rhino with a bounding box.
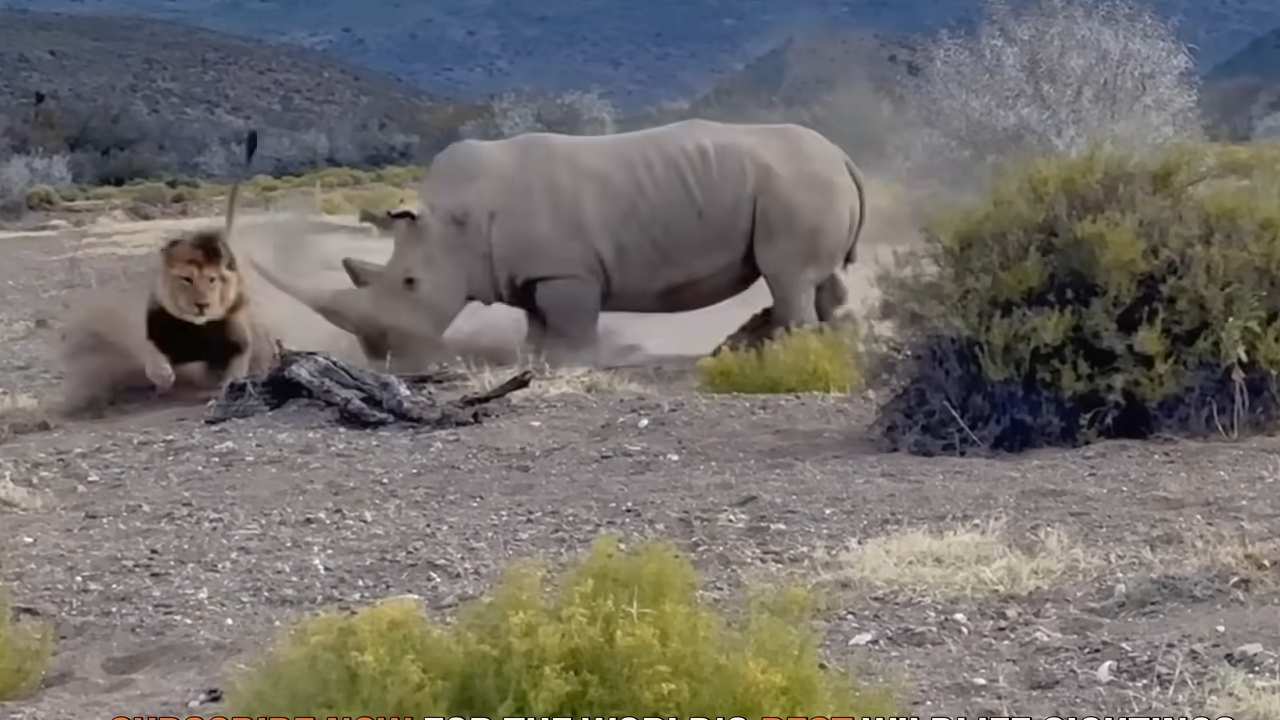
[252,118,869,370]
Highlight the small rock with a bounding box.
[971,677,988,686]
[1234,643,1265,662]
[849,631,875,646]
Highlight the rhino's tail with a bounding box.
[843,156,868,268]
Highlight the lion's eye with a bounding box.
[181,277,195,285]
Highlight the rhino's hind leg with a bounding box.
[815,272,849,323]
[762,274,820,331]
[530,277,603,366]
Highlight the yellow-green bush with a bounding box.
[224,536,898,718]
[307,167,371,189]
[372,165,423,186]
[0,585,54,701]
[697,324,864,394]
[873,141,1280,456]
[22,185,59,211]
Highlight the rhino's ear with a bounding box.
[341,257,386,288]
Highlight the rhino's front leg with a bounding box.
[523,311,548,359]
[531,277,602,366]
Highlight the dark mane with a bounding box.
[163,229,236,269]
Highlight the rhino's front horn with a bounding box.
[341,257,385,288]
[248,256,370,335]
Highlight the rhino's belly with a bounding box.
[605,255,759,313]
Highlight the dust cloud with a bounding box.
[229,181,918,367]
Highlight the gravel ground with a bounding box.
[3,227,1280,719]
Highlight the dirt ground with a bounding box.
[3,212,1280,720]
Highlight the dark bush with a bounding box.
[873,142,1280,456]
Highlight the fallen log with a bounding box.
[204,348,533,428]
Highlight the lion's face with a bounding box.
[156,231,242,324]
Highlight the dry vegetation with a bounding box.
[4,164,424,227]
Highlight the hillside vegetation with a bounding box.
[0,10,490,184]
[0,0,1276,107]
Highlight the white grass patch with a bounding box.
[821,518,1104,600]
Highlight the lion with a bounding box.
[57,129,279,416]
[57,229,280,416]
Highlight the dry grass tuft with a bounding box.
[465,362,649,398]
[1208,666,1280,720]
[822,519,1103,600]
[0,469,46,513]
[0,392,38,414]
[0,391,55,449]
[1149,523,1280,588]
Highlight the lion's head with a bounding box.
[155,230,243,324]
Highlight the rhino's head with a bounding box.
[250,208,474,372]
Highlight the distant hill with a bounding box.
[0,0,1275,108]
[691,29,921,112]
[1202,27,1280,140]
[0,10,486,181]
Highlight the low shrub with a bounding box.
[223,535,898,718]
[697,324,864,394]
[0,152,74,202]
[22,185,59,211]
[873,142,1280,456]
[371,165,423,186]
[0,584,55,701]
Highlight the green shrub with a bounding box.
[873,141,1280,456]
[372,165,423,186]
[22,185,59,211]
[697,324,864,394]
[84,185,123,202]
[127,182,174,206]
[247,175,283,196]
[307,167,369,189]
[55,186,84,203]
[224,535,898,718]
[0,584,54,701]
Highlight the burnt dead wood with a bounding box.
[204,348,533,428]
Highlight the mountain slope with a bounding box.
[0,9,440,131]
[0,10,482,179]
[0,0,1275,108]
[1201,27,1280,140]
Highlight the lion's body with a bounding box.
[146,304,247,370]
[58,230,278,416]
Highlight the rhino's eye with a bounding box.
[402,275,417,290]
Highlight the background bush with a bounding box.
[0,583,54,701]
[224,535,898,718]
[873,142,1280,456]
[893,0,1202,193]
[0,153,73,207]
